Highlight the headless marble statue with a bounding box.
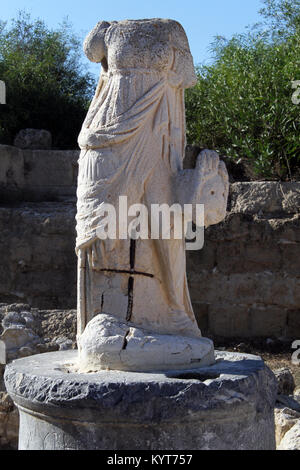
[76,19,229,372]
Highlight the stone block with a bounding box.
[278,420,300,450]
[0,145,24,201]
[275,405,300,446]
[274,368,295,395]
[249,305,287,337]
[230,182,300,216]
[14,129,52,150]
[23,149,78,199]
[4,350,277,450]
[286,310,300,338]
[208,303,251,337]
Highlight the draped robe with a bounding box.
[76,19,201,338]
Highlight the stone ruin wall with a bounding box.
[0,143,299,339]
[0,143,300,449]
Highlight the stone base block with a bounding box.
[4,350,277,450]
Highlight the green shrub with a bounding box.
[185,0,300,179]
[0,12,96,149]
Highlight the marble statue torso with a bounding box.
[75,19,229,371]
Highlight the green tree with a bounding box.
[0,12,96,148]
[185,0,300,179]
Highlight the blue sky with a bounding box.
[1,0,264,77]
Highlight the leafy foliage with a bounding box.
[185,0,300,179]
[0,12,96,148]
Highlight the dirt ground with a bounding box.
[262,354,300,389]
[213,337,300,389]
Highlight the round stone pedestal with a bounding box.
[4,350,277,450]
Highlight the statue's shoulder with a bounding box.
[109,18,187,38]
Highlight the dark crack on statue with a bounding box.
[122,330,130,350]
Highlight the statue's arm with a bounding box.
[78,21,112,150]
[168,24,197,89]
[83,21,110,63]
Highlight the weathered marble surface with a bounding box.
[4,350,277,450]
[77,313,214,372]
[76,19,228,371]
